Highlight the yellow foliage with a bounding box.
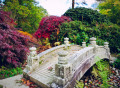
[17,30,38,43]
[99,9,111,15]
[114,1,120,5]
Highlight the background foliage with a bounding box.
[98,0,120,25]
[63,7,110,24]
[56,20,120,53]
[61,7,120,53]
[3,0,48,33]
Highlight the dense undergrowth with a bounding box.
[0,66,22,79]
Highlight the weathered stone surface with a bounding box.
[58,50,68,64]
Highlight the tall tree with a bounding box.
[71,0,87,9]
[3,0,48,33]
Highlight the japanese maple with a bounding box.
[34,16,71,39]
[0,8,29,67]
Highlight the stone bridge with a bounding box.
[23,37,111,88]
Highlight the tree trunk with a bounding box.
[72,0,75,9]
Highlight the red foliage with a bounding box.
[34,16,71,39]
[0,8,29,67]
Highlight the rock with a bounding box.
[118,76,120,79]
[51,83,58,88]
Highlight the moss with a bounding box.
[0,85,3,88]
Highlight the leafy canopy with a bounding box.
[63,7,110,24]
[3,0,48,33]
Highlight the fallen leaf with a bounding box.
[23,81,26,84]
[26,80,31,86]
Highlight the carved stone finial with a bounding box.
[29,47,37,57]
[64,37,69,45]
[90,37,97,46]
[82,42,86,48]
[64,37,70,50]
[58,50,68,64]
[104,42,109,48]
[30,47,36,51]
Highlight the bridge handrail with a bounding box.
[37,44,65,58]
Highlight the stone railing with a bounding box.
[24,37,71,73]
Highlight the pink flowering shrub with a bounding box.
[0,8,29,67]
[34,16,71,39]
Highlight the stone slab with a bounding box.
[0,75,28,88]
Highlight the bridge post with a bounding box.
[104,42,110,52]
[53,50,72,87]
[64,37,69,45]
[82,42,86,48]
[25,47,39,72]
[64,37,70,50]
[90,37,97,46]
[104,42,109,48]
[104,42,111,59]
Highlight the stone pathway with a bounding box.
[0,75,28,88]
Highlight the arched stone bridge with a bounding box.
[23,37,111,88]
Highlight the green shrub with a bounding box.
[0,66,23,79]
[52,21,89,45]
[56,20,120,53]
[0,85,3,88]
[63,7,110,24]
[112,53,120,69]
[97,23,120,53]
[75,80,84,88]
[95,57,110,88]
[54,21,105,46]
